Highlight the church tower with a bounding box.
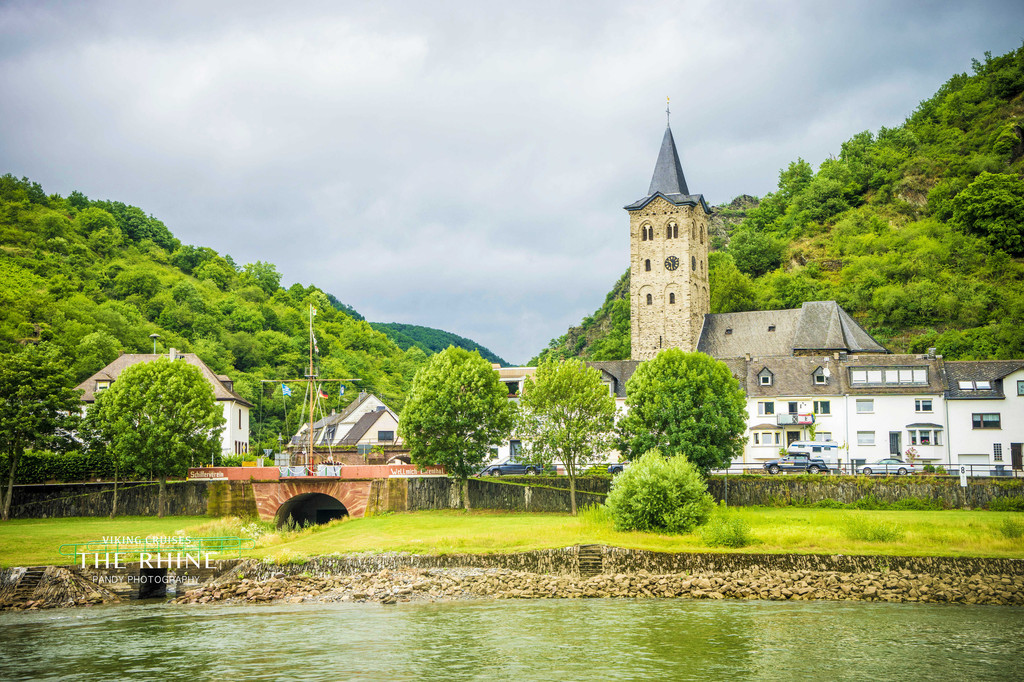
[625,119,712,361]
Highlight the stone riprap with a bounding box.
[172,565,1024,607]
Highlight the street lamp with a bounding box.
[149,333,160,354]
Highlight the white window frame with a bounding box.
[856,399,874,414]
[915,398,933,413]
[857,431,875,446]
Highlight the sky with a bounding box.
[2,1,1023,364]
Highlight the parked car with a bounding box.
[763,455,830,475]
[607,462,631,475]
[476,461,550,476]
[859,458,915,476]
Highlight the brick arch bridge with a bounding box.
[250,480,374,522]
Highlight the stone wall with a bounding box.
[393,477,607,513]
[706,475,1023,509]
[7,481,211,519]
[205,481,258,517]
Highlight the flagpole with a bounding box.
[308,304,314,469]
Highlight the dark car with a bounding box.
[477,461,548,476]
[763,455,830,475]
[607,462,631,474]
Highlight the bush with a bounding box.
[700,515,756,548]
[843,517,906,542]
[0,450,117,483]
[998,518,1024,539]
[812,498,845,509]
[923,464,936,473]
[989,496,1024,512]
[605,449,714,534]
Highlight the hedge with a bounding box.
[0,450,117,484]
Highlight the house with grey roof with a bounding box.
[944,361,1024,471]
[78,349,253,457]
[290,391,401,453]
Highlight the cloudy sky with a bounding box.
[2,1,1023,363]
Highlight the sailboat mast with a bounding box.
[308,304,315,468]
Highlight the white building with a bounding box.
[944,361,1024,471]
[77,349,252,456]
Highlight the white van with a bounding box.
[786,440,839,460]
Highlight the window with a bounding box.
[641,224,651,241]
[816,431,832,442]
[972,413,1001,429]
[378,430,394,442]
[787,402,798,414]
[909,429,942,446]
[667,222,677,239]
[758,369,773,386]
[959,380,992,391]
[96,381,110,391]
[758,401,775,416]
[238,410,242,429]
[645,259,651,272]
[850,367,927,385]
[995,444,1003,462]
[691,256,696,271]
[768,325,776,332]
[813,400,831,415]
[669,293,675,304]
[976,380,991,390]
[915,399,933,412]
[674,223,679,238]
[646,293,652,305]
[813,367,827,385]
[753,433,760,445]
[856,399,874,413]
[700,225,705,244]
[1017,380,1024,395]
[857,431,875,446]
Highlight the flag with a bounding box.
[281,384,292,397]
[318,387,329,399]
[312,332,319,355]
[339,384,345,396]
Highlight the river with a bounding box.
[1,599,1021,680]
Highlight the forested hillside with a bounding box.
[0,179,434,453]
[370,322,508,366]
[535,46,1024,363]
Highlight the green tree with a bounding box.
[709,252,756,313]
[0,344,82,520]
[616,350,747,473]
[952,172,1024,255]
[605,449,714,533]
[727,229,785,277]
[86,358,224,516]
[515,358,617,515]
[398,346,515,510]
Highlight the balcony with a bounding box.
[777,413,815,426]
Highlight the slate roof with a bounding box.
[944,360,1024,400]
[339,407,396,445]
[77,353,252,406]
[623,125,711,214]
[587,360,640,397]
[696,301,888,359]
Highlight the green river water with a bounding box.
[1,599,1021,680]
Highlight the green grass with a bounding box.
[3,508,1023,567]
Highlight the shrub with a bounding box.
[935,466,948,475]
[923,464,936,473]
[998,518,1024,539]
[812,498,845,509]
[700,515,756,548]
[843,517,906,542]
[989,496,1024,512]
[605,449,714,534]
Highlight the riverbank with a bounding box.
[4,548,1024,611]
[171,564,1024,607]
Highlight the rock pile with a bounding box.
[0,566,120,611]
[172,566,1024,607]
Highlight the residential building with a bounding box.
[77,349,252,456]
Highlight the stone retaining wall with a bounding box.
[7,481,211,519]
[398,477,607,513]
[706,475,1023,508]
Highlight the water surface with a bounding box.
[1,599,1021,680]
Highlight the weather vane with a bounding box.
[666,96,671,126]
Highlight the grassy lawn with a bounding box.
[2,508,1022,567]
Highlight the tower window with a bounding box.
[646,293,652,305]
[691,256,696,271]
[645,259,651,271]
[673,223,679,238]
[700,226,705,244]
[669,293,675,304]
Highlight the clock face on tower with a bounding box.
[664,255,679,271]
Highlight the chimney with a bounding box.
[927,347,937,359]
[168,348,176,360]
[359,391,367,401]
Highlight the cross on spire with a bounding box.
[666,96,671,127]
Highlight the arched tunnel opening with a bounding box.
[276,492,348,528]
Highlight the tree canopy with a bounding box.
[616,350,747,473]
[515,358,617,515]
[0,344,82,520]
[398,346,515,509]
[86,358,224,516]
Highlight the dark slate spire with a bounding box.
[647,126,689,196]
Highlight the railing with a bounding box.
[58,536,256,562]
